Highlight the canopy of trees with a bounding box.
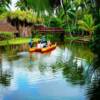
[0,0,100,38]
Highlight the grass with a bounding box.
[0,36,88,46]
[0,37,40,46]
[0,32,13,36]
[65,36,80,41]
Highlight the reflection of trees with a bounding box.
[87,79,100,100]
[63,67,85,85]
[0,71,11,86]
[38,58,47,74]
[4,45,19,61]
[49,54,86,85]
[4,45,24,62]
[67,43,94,63]
[0,53,12,86]
[29,45,91,85]
[61,43,93,85]
[87,56,100,100]
[62,59,85,85]
[29,53,48,74]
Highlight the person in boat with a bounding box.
[29,38,33,48]
[36,40,41,48]
[40,36,47,48]
[47,40,51,47]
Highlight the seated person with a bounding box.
[47,40,51,47]
[36,40,41,48]
[29,39,33,48]
[40,36,47,48]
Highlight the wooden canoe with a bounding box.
[41,44,56,53]
[29,48,41,52]
[29,44,56,53]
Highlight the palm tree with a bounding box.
[0,0,11,14]
[78,14,99,38]
[57,0,76,37]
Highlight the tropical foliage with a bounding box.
[16,0,60,12]
[7,10,44,24]
[0,0,99,39]
[78,14,100,37]
[0,0,100,99]
[0,0,11,14]
[48,17,63,27]
[7,10,44,35]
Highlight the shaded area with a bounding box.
[87,56,100,100]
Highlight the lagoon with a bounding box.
[0,43,93,100]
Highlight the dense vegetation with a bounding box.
[0,0,100,54]
[0,0,100,99]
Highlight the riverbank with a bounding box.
[0,38,39,46]
[0,36,90,46]
[65,36,80,41]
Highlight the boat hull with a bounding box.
[29,44,56,53]
[41,44,56,53]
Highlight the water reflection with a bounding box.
[87,56,100,100]
[0,44,93,100]
[0,53,12,86]
[63,62,85,85]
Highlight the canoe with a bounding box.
[29,44,56,53]
[29,48,41,52]
[41,44,56,53]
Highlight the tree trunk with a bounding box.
[89,31,93,39]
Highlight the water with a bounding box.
[0,44,94,100]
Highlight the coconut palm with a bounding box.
[57,0,76,37]
[78,14,100,38]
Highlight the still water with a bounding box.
[0,44,94,100]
